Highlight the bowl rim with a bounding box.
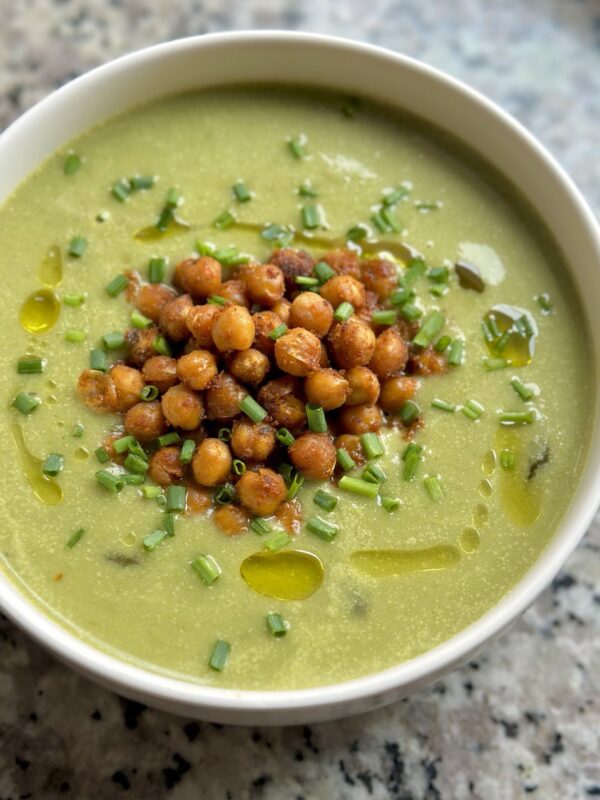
[1,29,600,718]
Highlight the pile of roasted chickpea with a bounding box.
[78,248,446,534]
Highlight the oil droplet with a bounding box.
[483,304,537,367]
[458,527,480,554]
[46,394,57,406]
[37,245,63,288]
[240,550,324,601]
[11,423,62,505]
[73,447,89,461]
[495,427,542,527]
[134,216,190,241]
[19,289,60,334]
[481,449,497,476]
[479,479,493,498]
[121,531,137,547]
[472,504,489,527]
[46,379,57,390]
[57,420,65,428]
[350,546,460,577]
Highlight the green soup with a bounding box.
[0,86,592,690]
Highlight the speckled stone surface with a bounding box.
[0,1,599,798]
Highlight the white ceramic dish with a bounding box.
[1,31,599,725]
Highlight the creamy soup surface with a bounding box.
[0,86,592,689]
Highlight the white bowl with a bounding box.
[1,31,599,725]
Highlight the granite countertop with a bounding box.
[1,1,599,798]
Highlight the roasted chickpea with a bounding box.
[379,376,419,412]
[289,292,334,338]
[236,468,286,516]
[345,366,380,406]
[125,326,160,368]
[231,418,276,462]
[228,348,270,385]
[124,270,141,303]
[269,248,314,292]
[368,328,409,379]
[409,346,448,376]
[219,279,249,307]
[142,355,178,394]
[212,304,255,352]
[213,504,250,535]
[176,349,218,390]
[319,341,330,368]
[274,328,322,376]
[320,275,366,310]
[338,403,382,435]
[271,298,291,325]
[102,432,127,464]
[159,294,193,342]
[289,433,336,480]
[252,311,284,356]
[329,318,376,369]
[174,256,221,299]
[275,498,303,535]
[334,434,366,466]
[124,401,167,442]
[148,446,185,486]
[243,264,285,307]
[258,377,306,430]
[321,249,361,279]
[77,369,118,413]
[110,364,145,411]
[204,372,246,421]
[185,484,212,515]
[186,303,220,347]
[192,438,232,486]
[135,283,177,323]
[304,368,350,411]
[161,383,204,430]
[361,258,398,299]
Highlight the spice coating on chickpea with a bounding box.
[228,348,270,385]
[124,401,167,442]
[368,328,409,379]
[258,377,306,430]
[289,433,336,481]
[192,438,232,487]
[274,327,322,376]
[335,434,366,466]
[409,346,448,376]
[361,258,398,299]
[269,248,314,291]
[271,298,291,325]
[379,375,419,412]
[77,369,118,413]
[289,292,334,338]
[185,484,213,515]
[177,349,218,390]
[329,317,376,369]
[186,303,220,347]
[345,366,380,406]
[338,403,383,435]
[158,294,193,342]
[148,446,185,486]
[304,368,350,410]
[219,279,249,307]
[231,419,276,462]
[252,310,284,356]
[321,249,361,278]
[275,498,303,535]
[320,274,366,310]
[125,326,161,368]
[175,256,221,299]
[243,264,285,307]
[110,364,145,411]
[236,468,286,516]
[142,355,178,394]
[161,383,204,430]
[212,304,255,352]
[204,372,246,420]
[136,283,176,323]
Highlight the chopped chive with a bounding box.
[423,475,444,502]
[341,94,362,117]
[402,442,423,461]
[122,472,144,486]
[162,512,175,537]
[155,206,174,232]
[16,357,45,374]
[95,469,125,492]
[401,258,427,287]
[215,248,251,266]
[113,435,135,454]
[302,204,321,230]
[430,284,448,298]
[415,201,441,211]
[314,261,336,283]
[481,319,495,343]
[536,292,553,314]
[334,302,354,322]
[131,309,153,329]
[362,462,387,484]
[102,331,125,351]
[68,236,87,258]
[148,256,167,283]
[500,449,516,470]
[143,529,167,551]
[381,496,400,513]
[389,288,413,308]
[153,335,172,357]
[299,180,318,198]
[130,175,156,191]
[12,392,40,415]
[261,223,294,245]
[371,210,390,234]
[180,439,195,464]
[192,554,221,586]
[239,395,268,423]
[276,428,295,447]
[94,447,110,464]
[66,528,85,549]
[213,209,236,230]
[339,476,379,499]
[511,377,534,401]
[447,339,465,366]
[269,323,288,341]
[124,453,149,474]
[413,310,444,348]
[163,187,180,208]
[428,266,449,284]
[336,448,356,471]
[306,403,327,433]
[400,400,420,425]
[141,485,162,500]
[431,398,456,412]
[346,224,369,242]
[401,303,423,322]
[42,453,63,476]
[112,179,131,202]
[266,612,287,637]
[157,431,181,447]
[217,427,232,442]
[483,357,509,371]
[63,292,86,307]
[105,274,129,297]
[371,310,397,326]
[516,314,534,338]
[380,207,401,232]
[140,385,158,402]
[232,180,252,202]
[64,152,82,175]
[498,409,536,426]
[279,463,294,483]
[434,335,451,353]
[208,639,230,671]
[383,186,409,206]
[232,458,246,476]
[207,295,228,307]
[288,135,306,159]
[402,444,422,481]
[65,329,87,343]
[250,517,272,536]
[214,483,235,505]
[90,348,108,372]
[166,485,186,512]
[295,275,320,287]
[306,515,338,542]
[285,471,304,501]
[313,489,338,512]
[265,531,291,552]
[360,433,384,459]
[462,400,485,420]
[72,422,85,438]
